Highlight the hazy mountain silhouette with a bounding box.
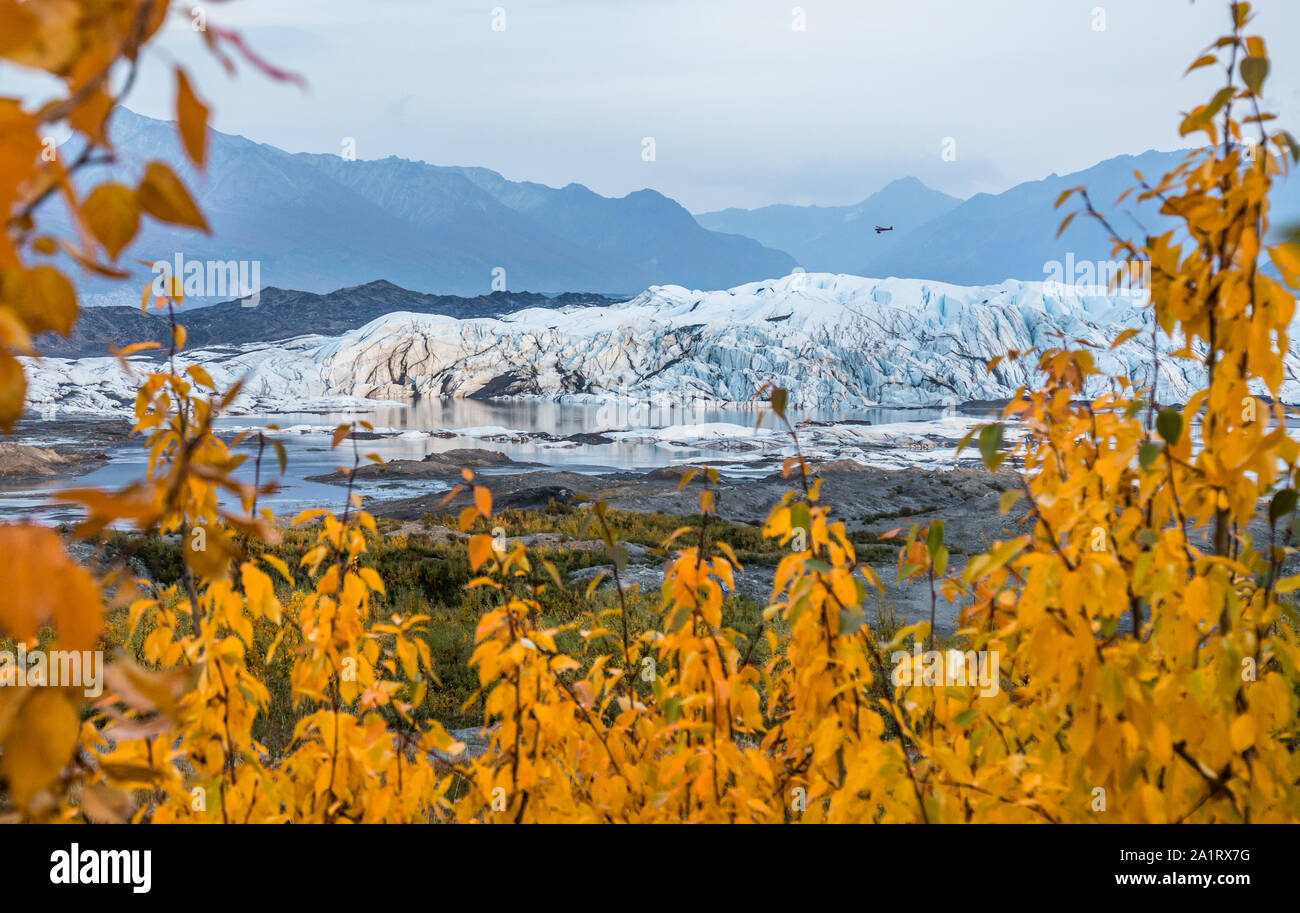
[695,177,961,272]
[47,109,795,304]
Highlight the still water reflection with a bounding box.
[2,399,948,522]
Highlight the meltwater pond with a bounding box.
[220,398,950,467]
[0,399,955,524]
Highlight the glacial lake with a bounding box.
[1,399,953,523]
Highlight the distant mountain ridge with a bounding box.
[35,280,616,358]
[858,150,1204,285]
[44,111,1300,306]
[695,177,962,272]
[699,150,1300,285]
[43,109,795,304]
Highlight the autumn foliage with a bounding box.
[0,1,1297,822]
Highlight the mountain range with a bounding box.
[695,177,962,273]
[700,150,1300,284]
[42,109,795,304]
[33,282,617,359]
[39,110,1300,306]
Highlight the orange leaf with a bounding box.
[80,183,139,260]
[458,506,478,532]
[0,356,29,431]
[1110,327,1142,349]
[0,524,102,650]
[16,265,77,336]
[175,67,210,167]
[136,162,209,232]
[468,534,493,571]
[1,691,80,809]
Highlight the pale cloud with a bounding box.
[16,0,1300,211]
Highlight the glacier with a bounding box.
[22,273,1294,416]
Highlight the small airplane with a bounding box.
[874,225,894,234]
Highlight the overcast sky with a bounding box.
[13,0,1300,211]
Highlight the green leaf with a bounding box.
[1269,488,1297,524]
[978,423,1004,471]
[1205,85,1235,119]
[788,595,808,626]
[953,709,979,726]
[770,387,788,419]
[933,545,949,577]
[998,489,1023,515]
[791,502,810,543]
[662,696,682,724]
[1242,55,1269,94]
[1156,408,1183,446]
[272,439,287,476]
[1138,442,1163,469]
[1278,130,1300,165]
[838,609,866,637]
[666,605,691,632]
[608,544,628,573]
[955,426,979,456]
[926,521,944,556]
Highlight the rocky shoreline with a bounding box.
[0,417,132,488]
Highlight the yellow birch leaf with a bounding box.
[80,183,139,260]
[137,162,209,232]
[1230,714,1256,753]
[175,67,210,167]
[468,534,493,571]
[1,690,80,808]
